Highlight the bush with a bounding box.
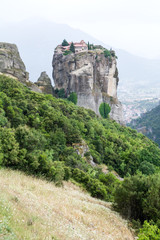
[63,50,72,56]
[68,92,77,104]
[98,172,120,200]
[56,88,66,98]
[114,173,160,224]
[138,221,160,240]
[52,161,65,186]
[0,127,20,167]
[114,174,149,221]
[104,49,111,58]
[139,161,156,175]
[72,168,108,200]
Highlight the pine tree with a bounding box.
[99,102,111,118]
[70,42,75,53]
[62,39,69,46]
[88,42,90,50]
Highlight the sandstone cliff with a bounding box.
[0,42,41,93]
[52,49,124,124]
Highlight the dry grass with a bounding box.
[0,169,135,240]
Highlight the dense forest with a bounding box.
[1,75,160,238]
[129,104,160,146]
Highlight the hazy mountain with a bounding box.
[128,104,160,146]
[0,18,109,83]
[1,18,160,90]
[117,49,160,89]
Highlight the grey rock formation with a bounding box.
[52,49,124,124]
[0,42,41,93]
[35,71,53,95]
[0,42,29,83]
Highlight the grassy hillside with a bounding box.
[128,104,160,146]
[0,168,135,240]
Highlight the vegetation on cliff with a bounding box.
[99,102,111,118]
[70,42,75,53]
[62,39,69,46]
[0,75,160,178]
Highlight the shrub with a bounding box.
[68,92,77,104]
[114,173,160,224]
[57,88,66,98]
[52,161,65,186]
[99,172,120,194]
[104,49,111,58]
[139,161,156,175]
[138,221,160,240]
[114,174,149,221]
[72,168,108,200]
[63,50,72,55]
[0,127,20,167]
[64,166,72,181]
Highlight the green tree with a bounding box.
[104,49,111,58]
[52,161,65,186]
[114,173,160,223]
[62,39,69,46]
[68,92,77,104]
[0,127,20,166]
[70,42,75,53]
[88,42,90,50]
[99,102,111,118]
[114,174,149,221]
[139,161,156,175]
[57,88,66,98]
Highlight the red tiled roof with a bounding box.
[60,40,87,48]
[74,44,87,47]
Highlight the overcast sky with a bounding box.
[1,0,160,58]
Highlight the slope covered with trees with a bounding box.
[128,104,160,146]
[1,75,160,178]
[1,75,160,237]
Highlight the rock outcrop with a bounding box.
[35,71,53,95]
[52,49,124,124]
[0,42,41,93]
[0,42,29,83]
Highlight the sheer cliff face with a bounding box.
[0,42,41,93]
[53,50,124,124]
[0,42,29,83]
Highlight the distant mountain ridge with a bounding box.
[129,104,160,146]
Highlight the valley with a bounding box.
[118,86,160,123]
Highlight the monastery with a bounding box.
[55,40,88,54]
